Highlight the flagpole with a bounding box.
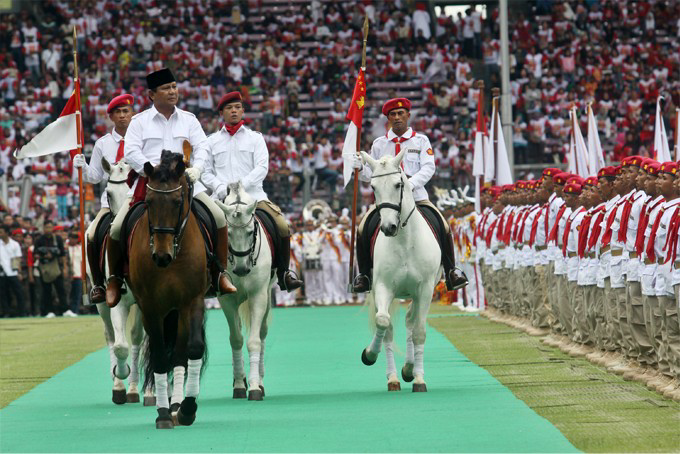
[348,16,369,292]
[491,88,500,186]
[73,26,87,304]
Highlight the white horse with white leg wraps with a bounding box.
[359,150,441,392]
[86,158,153,405]
[215,182,275,401]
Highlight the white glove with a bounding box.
[185,167,201,182]
[351,152,363,170]
[73,154,87,169]
[213,185,227,201]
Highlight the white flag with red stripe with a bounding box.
[14,81,82,160]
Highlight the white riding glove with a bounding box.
[351,152,363,170]
[73,154,87,169]
[185,166,201,183]
[213,185,227,201]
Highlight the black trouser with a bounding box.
[0,275,26,317]
[41,276,68,316]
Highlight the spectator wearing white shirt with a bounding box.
[313,136,338,195]
[0,225,25,317]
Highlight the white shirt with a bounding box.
[84,128,124,208]
[124,105,209,193]
[203,125,269,202]
[359,127,435,202]
[0,237,22,277]
[566,207,585,281]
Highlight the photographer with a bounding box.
[34,220,68,318]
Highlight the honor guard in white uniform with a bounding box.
[349,97,465,293]
[202,91,303,292]
[105,68,237,308]
[73,94,135,303]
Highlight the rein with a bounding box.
[372,169,416,231]
[145,179,193,259]
[227,211,262,267]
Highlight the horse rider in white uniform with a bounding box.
[202,91,303,292]
[350,97,465,293]
[73,94,135,303]
[105,68,237,308]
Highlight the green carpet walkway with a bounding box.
[0,306,576,453]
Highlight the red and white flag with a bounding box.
[653,96,671,162]
[14,80,83,160]
[342,69,366,188]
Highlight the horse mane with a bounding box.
[154,150,185,183]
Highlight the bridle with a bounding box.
[105,175,129,213]
[226,203,262,268]
[145,179,193,260]
[372,169,416,231]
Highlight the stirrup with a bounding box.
[106,276,128,295]
[352,274,371,293]
[279,269,303,292]
[446,268,468,291]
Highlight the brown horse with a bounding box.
[129,150,209,429]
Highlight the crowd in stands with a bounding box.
[0,0,678,236]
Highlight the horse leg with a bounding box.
[222,300,246,398]
[111,303,131,380]
[402,302,416,383]
[127,304,143,403]
[246,292,268,401]
[145,317,173,429]
[170,310,189,420]
[177,300,205,426]
[96,303,126,403]
[411,293,431,393]
[259,306,269,397]
[362,286,393,365]
[385,323,400,391]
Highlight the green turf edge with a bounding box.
[428,304,680,453]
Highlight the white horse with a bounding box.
[86,157,153,405]
[215,182,275,401]
[359,150,441,392]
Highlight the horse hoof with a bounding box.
[361,349,376,366]
[112,389,127,405]
[170,402,180,415]
[248,389,263,401]
[177,397,197,426]
[233,388,247,399]
[412,383,428,393]
[401,364,414,382]
[144,396,156,407]
[260,385,265,397]
[126,392,140,403]
[156,408,174,429]
[387,382,401,392]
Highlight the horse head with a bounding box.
[215,182,257,277]
[361,149,412,237]
[102,157,131,216]
[143,150,190,267]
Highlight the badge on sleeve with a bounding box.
[426,148,434,156]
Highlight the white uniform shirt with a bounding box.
[652,198,680,296]
[547,194,565,261]
[641,195,666,296]
[124,105,209,193]
[85,129,124,208]
[203,125,269,202]
[360,127,435,202]
[609,191,634,286]
[595,194,621,285]
[0,237,22,277]
[622,190,649,282]
[553,206,572,275]
[566,207,585,282]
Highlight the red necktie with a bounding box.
[587,209,606,251]
[577,212,593,258]
[548,205,567,243]
[562,208,582,256]
[664,207,680,262]
[617,197,634,243]
[529,205,546,246]
[634,204,649,256]
[503,212,516,244]
[496,212,506,241]
[646,206,667,262]
[115,139,124,163]
[226,120,244,135]
[485,219,498,248]
[600,201,623,248]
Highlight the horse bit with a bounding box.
[371,170,416,230]
[226,203,262,268]
[145,180,193,259]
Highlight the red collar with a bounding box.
[225,120,245,136]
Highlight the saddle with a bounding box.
[366,205,441,261]
[92,211,113,273]
[255,208,278,269]
[119,200,219,275]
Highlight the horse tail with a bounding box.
[142,310,180,391]
[238,301,251,333]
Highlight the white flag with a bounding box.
[586,106,604,175]
[653,97,671,162]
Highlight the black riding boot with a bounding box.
[277,236,303,292]
[352,233,372,293]
[442,230,468,291]
[87,239,106,303]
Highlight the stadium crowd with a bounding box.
[1,0,679,317]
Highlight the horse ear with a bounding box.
[101,157,111,174]
[360,151,377,171]
[215,199,231,215]
[394,148,406,168]
[175,158,186,178]
[244,201,257,218]
[143,161,155,178]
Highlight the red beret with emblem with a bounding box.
[584,176,598,186]
[563,182,582,194]
[553,172,573,184]
[566,176,584,186]
[382,97,411,116]
[107,94,134,114]
[625,155,644,168]
[660,161,679,175]
[645,161,660,175]
[217,91,243,111]
[542,168,561,177]
[501,184,515,192]
[515,180,527,189]
[598,166,617,178]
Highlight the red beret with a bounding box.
[624,155,644,168]
[584,176,598,186]
[382,98,411,116]
[11,228,24,235]
[566,176,584,186]
[645,161,660,175]
[542,168,562,177]
[598,166,617,178]
[501,184,515,192]
[217,91,243,111]
[660,161,678,175]
[553,172,573,184]
[107,94,134,114]
[515,180,527,189]
[563,182,582,195]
